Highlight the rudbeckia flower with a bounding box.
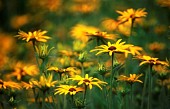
[0,79,21,90]
[135,55,169,66]
[16,30,51,42]
[90,39,133,56]
[117,73,143,84]
[54,85,84,95]
[70,74,107,90]
[116,8,147,24]
[30,74,57,91]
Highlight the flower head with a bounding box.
[90,39,133,56]
[86,31,118,41]
[117,73,143,84]
[116,8,147,24]
[30,74,57,91]
[135,55,169,66]
[70,74,107,90]
[16,30,51,42]
[35,44,54,60]
[54,85,84,95]
[0,79,21,90]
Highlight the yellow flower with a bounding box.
[157,0,170,7]
[21,81,33,90]
[86,31,118,41]
[148,42,165,52]
[0,79,21,90]
[30,74,57,90]
[70,74,107,90]
[70,24,99,43]
[125,46,143,57]
[47,67,78,75]
[90,39,133,56]
[116,8,147,24]
[54,85,84,95]
[135,55,169,66]
[16,30,51,42]
[8,62,39,80]
[117,74,143,84]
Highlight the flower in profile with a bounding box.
[117,73,143,84]
[16,30,51,42]
[30,74,57,91]
[90,39,133,56]
[86,31,118,41]
[8,62,39,80]
[21,81,33,90]
[54,85,84,95]
[125,45,143,57]
[148,42,165,52]
[35,44,54,60]
[70,74,107,90]
[135,55,169,66]
[0,79,21,90]
[70,24,99,43]
[116,8,147,24]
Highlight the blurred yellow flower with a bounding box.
[70,74,107,90]
[8,62,39,80]
[70,0,100,13]
[21,81,33,90]
[125,46,143,57]
[70,24,99,42]
[102,18,119,31]
[148,42,165,52]
[157,0,170,7]
[54,85,84,95]
[30,74,57,90]
[135,55,169,66]
[117,73,143,84]
[116,8,147,24]
[86,31,118,41]
[90,39,133,56]
[0,79,21,90]
[16,30,51,42]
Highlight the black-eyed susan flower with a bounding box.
[116,8,147,24]
[16,30,51,42]
[86,31,118,41]
[135,55,169,66]
[0,79,21,90]
[70,24,99,43]
[117,73,143,84]
[70,74,107,90]
[54,85,84,95]
[90,39,133,56]
[30,74,57,91]
[8,62,39,80]
[125,46,143,57]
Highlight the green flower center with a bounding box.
[69,88,76,92]
[108,46,116,51]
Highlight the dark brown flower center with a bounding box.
[108,46,116,51]
[69,88,76,92]
[149,59,155,63]
[83,79,90,83]
[0,80,3,85]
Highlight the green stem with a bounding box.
[140,71,148,109]
[81,62,84,77]
[147,65,153,109]
[109,53,114,109]
[83,85,87,106]
[63,95,67,109]
[130,84,133,109]
[32,40,40,69]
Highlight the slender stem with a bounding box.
[83,85,87,106]
[130,84,133,109]
[32,41,40,68]
[81,62,84,77]
[140,71,148,109]
[63,95,67,109]
[147,65,152,109]
[109,53,114,109]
